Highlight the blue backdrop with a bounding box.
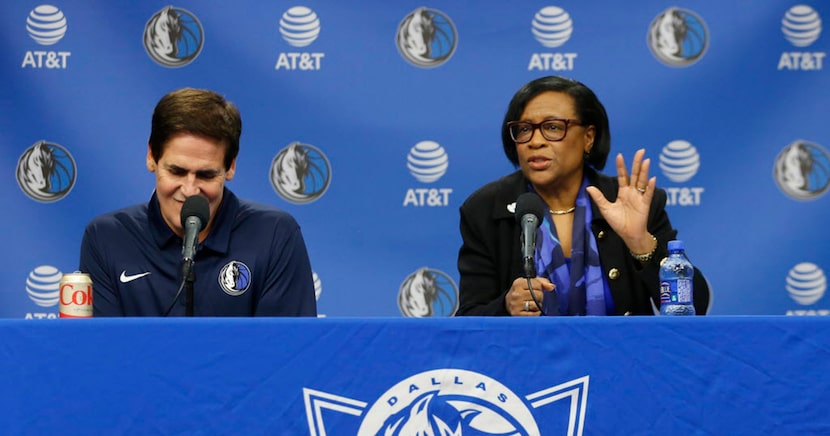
[2,1,828,318]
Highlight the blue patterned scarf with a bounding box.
[533,177,609,315]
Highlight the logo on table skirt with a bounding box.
[218,261,251,296]
[303,369,590,435]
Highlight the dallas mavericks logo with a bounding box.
[647,7,708,67]
[396,8,457,68]
[398,267,458,317]
[143,6,204,67]
[218,260,251,296]
[782,5,822,47]
[773,140,830,200]
[303,369,590,435]
[26,5,68,45]
[270,142,331,204]
[16,140,76,203]
[279,6,320,47]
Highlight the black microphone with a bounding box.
[515,192,547,278]
[180,195,210,263]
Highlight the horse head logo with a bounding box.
[774,141,830,200]
[218,261,251,296]
[143,6,203,67]
[398,268,458,317]
[17,140,76,203]
[270,142,331,204]
[648,7,708,67]
[396,8,457,68]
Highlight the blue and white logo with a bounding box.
[396,8,457,68]
[773,140,830,200]
[26,5,67,45]
[407,140,448,183]
[26,265,61,307]
[532,6,573,48]
[782,5,822,47]
[659,140,700,183]
[218,261,251,297]
[17,140,76,203]
[648,7,709,67]
[143,6,204,67]
[279,6,320,47]
[786,263,826,305]
[270,142,331,204]
[303,370,590,435]
[398,267,458,317]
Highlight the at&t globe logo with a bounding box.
[21,5,71,69]
[17,140,76,203]
[398,267,458,317]
[25,265,61,319]
[396,8,457,68]
[270,142,331,204]
[528,6,577,71]
[647,7,709,67]
[773,140,830,200]
[276,6,324,70]
[785,262,828,316]
[778,5,825,71]
[659,140,703,206]
[403,140,452,207]
[143,6,204,68]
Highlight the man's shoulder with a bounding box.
[86,203,148,230]
[234,198,299,227]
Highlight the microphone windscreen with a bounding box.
[515,192,547,224]
[181,195,210,231]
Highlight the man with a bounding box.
[80,88,317,316]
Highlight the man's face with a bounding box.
[146,133,235,238]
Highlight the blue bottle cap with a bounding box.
[668,240,685,251]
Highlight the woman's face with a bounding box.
[514,91,595,191]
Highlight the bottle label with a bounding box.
[660,279,693,304]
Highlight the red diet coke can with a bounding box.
[59,271,93,318]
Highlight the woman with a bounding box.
[456,76,709,316]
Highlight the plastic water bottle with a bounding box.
[659,240,696,316]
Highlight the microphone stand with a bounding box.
[182,259,195,316]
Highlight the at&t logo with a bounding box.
[403,140,452,207]
[303,369,590,435]
[778,5,825,71]
[659,140,704,206]
[24,265,60,319]
[21,5,71,69]
[528,6,578,71]
[276,6,324,70]
[785,262,828,316]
